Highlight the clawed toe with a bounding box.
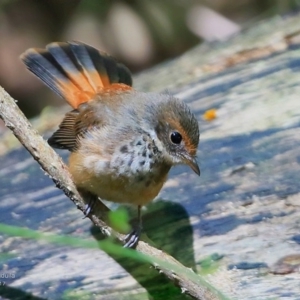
[83,204,91,217]
[123,227,142,248]
[83,199,96,218]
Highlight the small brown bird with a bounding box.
[21,41,200,247]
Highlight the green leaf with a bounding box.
[108,208,131,233]
[0,223,231,300]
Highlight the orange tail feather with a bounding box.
[21,41,132,109]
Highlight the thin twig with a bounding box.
[0,86,226,300]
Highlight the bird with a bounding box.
[21,41,200,247]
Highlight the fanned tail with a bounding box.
[21,41,133,108]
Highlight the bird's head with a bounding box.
[153,98,200,175]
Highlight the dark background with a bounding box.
[0,0,299,118]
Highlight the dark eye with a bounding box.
[170,131,182,144]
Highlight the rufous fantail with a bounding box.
[21,41,200,247]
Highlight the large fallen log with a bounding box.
[1,12,300,299]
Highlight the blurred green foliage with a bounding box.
[108,208,131,234]
[0,222,231,299]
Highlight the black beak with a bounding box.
[187,157,200,176]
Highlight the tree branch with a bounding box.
[0,86,227,300]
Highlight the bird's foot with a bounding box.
[123,223,142,248]
[83,197,97,218]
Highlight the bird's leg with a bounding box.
[78,188,109,219]
[83,199,97,217]
[82,191,97,217]
[81,189,141,247]
[123,205,142,248]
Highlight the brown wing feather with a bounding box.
[48,110,79,150]
[48,103,104,151]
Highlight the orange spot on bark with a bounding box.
[203,109,217,121]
